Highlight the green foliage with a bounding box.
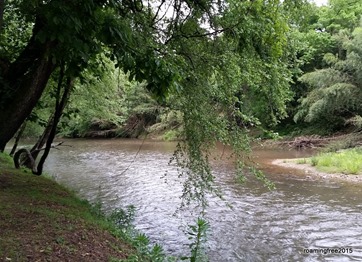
[161,0,295,206]
[345,116,362,129]
[147,110,183,138]
[2,0,303,208]
[0,1,33,61]
[311,157,318,167]
[60,58,126,137]
[289,29,336,72]
[79,202,174,262]
[310,148,362,174]
[181,218,209,262]
[219,1,293,126]
[296,158,308,164]
[21,121,45,137]
[0,152,13,166]
[283,0,320,32]
[319,0,362,34]
[276,0,362,135]
[162,130,179,141]
[294,21,362,130]
[106,206,177,262]
[108,205,136,231]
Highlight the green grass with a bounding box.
[296,158,308,164]
[310,148,362,174]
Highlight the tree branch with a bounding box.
[151,0,166,25]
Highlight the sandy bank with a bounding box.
[271,158,362,183]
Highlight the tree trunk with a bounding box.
[25,67,72,167]
[0,17,57,152]
[20,113,55,169]
[0,0,4,32]
[33,77,73,175]
[14,75,73,175]
[9,122,27,156]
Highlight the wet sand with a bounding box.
[272,158,362,183]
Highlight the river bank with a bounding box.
[0,153,166,261]
[271,158,362,183]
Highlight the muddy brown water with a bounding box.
[37,139,362,261]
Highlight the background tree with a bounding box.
[289,0,362,133]
[294,22,362,131]
[319,0,362,34]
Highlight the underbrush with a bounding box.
[101,205,178,262]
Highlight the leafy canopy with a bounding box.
[0,0,301,205]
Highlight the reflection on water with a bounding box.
[43,139,362,261]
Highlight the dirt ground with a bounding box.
[0,168,134,261]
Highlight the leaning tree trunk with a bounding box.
[23,66,73,169]
[33,76,73,175]
[13,58,73,174]
[9,122,27,156]
[19,113,56,170]
[14,77,73,175]
[0,17,57,152]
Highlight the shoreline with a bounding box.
[271,158,362,183]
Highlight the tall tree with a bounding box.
[319,0,362,34]
[1,0,300,203]
[290,0,362,132]
[0,0,178,151]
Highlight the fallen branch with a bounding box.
[276,135,339,149]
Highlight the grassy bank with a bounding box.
[297,148,362,175]
[0,153,168,261]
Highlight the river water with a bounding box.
[41,139,362,261]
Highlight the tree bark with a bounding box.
[20,113,55,169]
[0,17,57,151]
[0,0,4,33]
[9,122,27,156]
[33,76,73,175]
[24,66,72,168]
[14,75,73,175]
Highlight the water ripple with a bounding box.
[44,139,362,261]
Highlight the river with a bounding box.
[42,139,362,261]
